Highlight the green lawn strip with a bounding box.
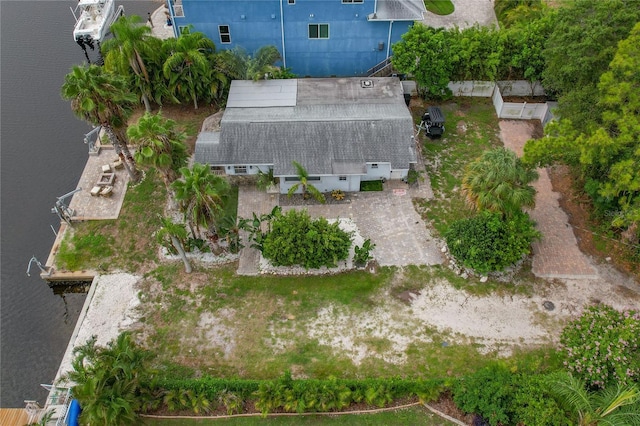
[56,168,166,272]
[424,0,455,16]
[143,405,456,425]
[360,180,383,191]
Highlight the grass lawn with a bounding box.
[360,180,383,191]
[424,0,455,16]
[413,97,503,234]
[143,405,456,425]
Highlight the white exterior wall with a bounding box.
[279,175,361,194]
[362,162,391,181]
[223,164,272,176]
[390,169,409,180]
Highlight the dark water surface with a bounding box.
[1,0,155,407]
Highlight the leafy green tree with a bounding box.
[392,25,453,98]
[172,163,230,239]
[541,0,640,131]
[61,64,140,181]
[560,305,640,389]
[549,373,640,426]
[63,332,155,426]
[500,9,554,85]
[163,29,224,109]
[450,25,502,82]
[217,45,282,81]
[462,148,538,218]
[102,15,158,112]
[287,161,325,203]
[127,112,188,191]
[157,217,192,273]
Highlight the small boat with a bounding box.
[71,0,124,62]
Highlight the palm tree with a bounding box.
[163,29,222,109]
[61,64,140,181]
[102,15,156,112]
[217,45,282,80]
[63,333,154,426]
[171,163,230,239]
[549,373,640,425]
[157,216,192,273]
[461,147,538,218]
[287,161,325,203]
[126,112,188,191]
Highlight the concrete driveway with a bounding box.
[422,0,498,29]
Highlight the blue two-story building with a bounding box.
[165,0,425,77]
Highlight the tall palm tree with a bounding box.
[163,29,222,109]
[157,216,192,273]
[102,15,156,112]
[287,161,325,203]
[171,163,230,239]
[127,112,188,191]
[461,147,538,218]
[61,64,140,181]
[217,45,282,81]
[549,373,640,426]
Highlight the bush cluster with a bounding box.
[444,211,540,274]
[262,209,352,269]
[156,373,444,416]
[452,365,567,426]
[560,304,640,389]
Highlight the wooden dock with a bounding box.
[0,408,29,426]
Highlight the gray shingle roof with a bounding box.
[194,77,417,176]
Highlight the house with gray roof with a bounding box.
[194,77,417,194]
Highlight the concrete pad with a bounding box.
[422,0,499,29]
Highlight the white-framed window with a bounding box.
[234,165,247,174]
[308,176,321,181]
[371,163,378,169]
[339,176,347,181]
[219,25,231,44]
[342,0,363,3]
[308,23,329,39]
[173,5,185,17]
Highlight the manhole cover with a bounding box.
[542,301,555,311]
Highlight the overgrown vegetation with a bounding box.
[360,180,383,191]
[261,209,352,268]
[445,211,539,274]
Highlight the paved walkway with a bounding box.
[499,120,598,279]
[67,147,128,221]
[422,0,498,29]
[236,179,443,275]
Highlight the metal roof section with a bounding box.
[226,79,298,108]
[368,0,426,21]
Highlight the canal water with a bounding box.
[1,0,155,407]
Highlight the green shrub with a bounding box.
[560,304,640,389]
[444,211,540,274]
[452,365,567,426]
[354,239,376,266]
[262,209,352,269]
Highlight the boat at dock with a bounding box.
[71,0,124,63]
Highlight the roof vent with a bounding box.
[361,80,373,88]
